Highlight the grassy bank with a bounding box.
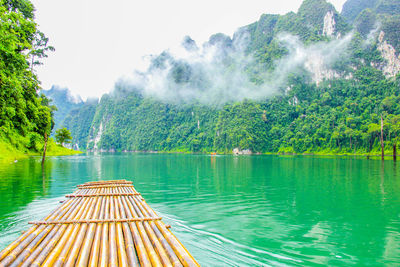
[0,139,81,163]
[45,139,82,156]
[0,141,27,160]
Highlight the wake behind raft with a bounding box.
[0,179,199,266]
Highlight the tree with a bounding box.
[38,94,56,164]
[29,31,55,72]
[0,0,57,162]
[55,128,72,146]
[36,105,52,164]
[40,93,57,131]
[387,115,400,161]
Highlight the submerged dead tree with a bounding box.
[381,115,384,161]
[42,133,48,165]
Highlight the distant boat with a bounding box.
[211,152,217,155]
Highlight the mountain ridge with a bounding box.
[41,86,84,135]
[57,0,400,154]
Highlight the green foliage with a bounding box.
[0,0,59,156]
[41,86,83,134]
[214,101,267,152]
[380,15,400,51]
[354,9,377,37]
[341,0,379,23]
[375,0,400,16]
[2,0,34,19]
[29,30,55,69]
[57,0,400,156]
[62,100,97,149]
[45,139,81,156]
[55,127,72,145]
[246,14,279,52]
[297,0,335,27]
[39,93,57,131]
[342,0,400,50]
[66,65,400,155]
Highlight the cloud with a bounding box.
[275,32,353,85]
[116,31,353,105]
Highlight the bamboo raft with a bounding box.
[0,180,199,266]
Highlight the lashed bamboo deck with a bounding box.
[0,180,199,266]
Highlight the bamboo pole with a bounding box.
[55,199,95,267]
[51,194,98,267]
[136,211,173,266]
[123,195,163,266]
[77,180,132,188]
[21,194,90,266]
[133,195,199,266]
[65,192,140,198]
[63,190,103,266]
[0,197,76,263]
[124,189,181,266]
[75,195,103,266]
[18,197,85,267]
[1,180,199,267]
[98,195,110,267]
[87,196,106,267]
[128,194,178,266]
[0,227,38,261]
[41,197,93,266]
[108,192,119,267]
[113,196,129,267]
[40,188,97,267]
[29,217,161,225]
[119,192,152,266]
[120,187,175,266]
[77,184,135,189]
[0,198,77,266]
[115,195,139,266]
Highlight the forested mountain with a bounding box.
[341,0,379,23]
[61,0,400,154]
[41,86,83,134]
[0,0,56,157]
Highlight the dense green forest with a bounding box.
[41,86,83,135]
[52,0,400,155]
[0,0,78,160]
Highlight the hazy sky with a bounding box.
[31,0,347,99]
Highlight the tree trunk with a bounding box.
[30,56,34,71]
[394,143,397,162]
[369,138,373,154]
[381,115,384,161]
[42,133,48,165]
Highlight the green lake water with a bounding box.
[0,153,400,266]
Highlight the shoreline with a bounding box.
[0,141,82,163]
[3,145,396,162]
[85,149,397,159]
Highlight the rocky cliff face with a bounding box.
[304,50,341,84]
[59,0,400,153]
[93,121,103,150]
[323,11,336,37]
[377,31,400,77]
[87,119,104,151]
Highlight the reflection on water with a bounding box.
[0,153,400,265]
